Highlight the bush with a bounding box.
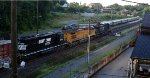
[90,45,97,51]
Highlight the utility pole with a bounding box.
[78,2,81,28]
[87,19,91,64]
[78,2,81,17]
[11,0,17,78]
[111,9,112,20]
[36,0,39,34]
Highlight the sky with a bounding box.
[67,0,150,6]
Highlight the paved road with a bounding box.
[92,48,133,78]
[61,20,79,25]
[43,29,136,78]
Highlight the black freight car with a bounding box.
[94,22,110,36]
[18,32,65,60]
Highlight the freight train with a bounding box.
[128,12,150,78]
[0,16,141,69]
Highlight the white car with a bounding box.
[115,33,121,37]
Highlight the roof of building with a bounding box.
[130,34,150,60]
[142,11,150,27]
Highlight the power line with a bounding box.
[122,0,150,6]
[36,0,39,34]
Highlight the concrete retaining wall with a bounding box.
[77,45,129,78]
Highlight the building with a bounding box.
[101,8,112,14]
[88,3,103,13]
[129,11,150,78]
[62,3,68,8]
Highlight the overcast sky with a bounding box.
[67,0,150,6]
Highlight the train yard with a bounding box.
[0,17,141,78]
[1,1,150,78]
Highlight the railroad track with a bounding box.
[0,20,141,78]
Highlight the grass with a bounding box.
[46,13,80,28]
[62,37,119,78]
[90,36,117,52]
[23,36,116,78]
[19,61,67,78]
[79,14,131,24]
[63,40,132,78]
[121,25,139,35]
[90,45,97,51]
[62,45,122,78]
[21,50,86,78]
[21,13,80,33]
[20,13,133,34]
[62,29,137,78]
[22,25,137,78]
[90,47,120,65]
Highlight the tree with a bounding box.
[132,10,137,16]
[90,3,103,13]
[0,1,52,34]
[143,6,150,16]
[0,1,11,34]
[107,3,123,14]
[59,0,67,5]
[55,3,64,12]
[79,4,90,13]
[67,2,79,13]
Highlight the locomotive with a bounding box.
[18,32,66,60]
[0,16,141,69]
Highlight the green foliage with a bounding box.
[90,3,103,13]
[107,3,149,17]
[0,1,52,34]
[80,14,129,24]
[132,10,137,16]
[107,3,122,13]
[94,14,127,20]
[1,1,149,35]
[90,45,97,51]
[67,2,79,13]
[0,1,11,34]
[79,5,90,13]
